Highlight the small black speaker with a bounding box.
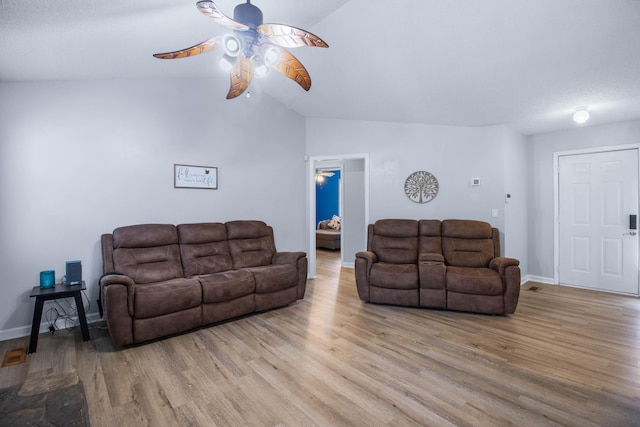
[66,260,82,286]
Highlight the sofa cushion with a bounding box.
[112,224,184,284]
[446,267,503,295]
[246,264,297,293]
[113,224,178,248]
[442,220,495,268]
[134,278,202,319]
[370,262,419,290]
[200,270,255,303]
[178,223,233,276]
[371,219,419,264]
[227,221,276,268]
[113,245,184,284]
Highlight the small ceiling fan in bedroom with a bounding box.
[154,0,329,99]
[315,170,335,183]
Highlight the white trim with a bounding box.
[553,143,640,290]
[0,312,102,342]
[522,275,556,285]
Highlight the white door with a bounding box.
[558,149,639,295]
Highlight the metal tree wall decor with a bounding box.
[404,171,439,203]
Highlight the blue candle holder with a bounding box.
[40,270,55,289]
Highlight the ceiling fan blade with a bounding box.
[267,45,312,91]
[197,0,250,30]
[227,56,254,99]
[260,24,328,49]
[153,35,223,59]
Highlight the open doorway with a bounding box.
[307,154,369,278]
[315,166,342,252]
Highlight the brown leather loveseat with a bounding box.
[100,220,307,346]
[355,219,520,314]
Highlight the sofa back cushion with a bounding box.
[226,220,276,268]
[177,223,233,277]
[111,224,184,284]
[370,219,419,264]
[418,220,442,254]
[441,220,496,268]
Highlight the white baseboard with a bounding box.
[0,312,102,342]
[341,262,354,269]
[522,275,555,285]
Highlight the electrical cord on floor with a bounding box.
[43,289,93,333]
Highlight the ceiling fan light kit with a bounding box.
[153,0,329,99]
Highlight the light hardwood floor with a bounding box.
[1,250,639,426]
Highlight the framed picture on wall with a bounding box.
[174,164,218,189]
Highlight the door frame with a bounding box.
[307,153,370,278]
[553,143,640,288]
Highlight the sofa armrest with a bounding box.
[273,251,306,265]
[100,274,136,317]
[273,251,308,299]
[99,274,136,346]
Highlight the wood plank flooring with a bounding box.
[2,250,640,426]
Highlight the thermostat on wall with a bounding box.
[471,178,481,186]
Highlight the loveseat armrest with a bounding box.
[355,250,377,265]
[355,250,377,281]
[355,251,377,302]
[489,257,520,277]
[490,257,521,314]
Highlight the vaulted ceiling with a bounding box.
[2,0,639,135]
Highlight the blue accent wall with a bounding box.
[316,170,340,224]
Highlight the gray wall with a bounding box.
[503,127,529,276]
[527,119,640,281]
[0,79,307,338]
[305,118,529,265]
[341,158,366,267]
[306,119,505,226]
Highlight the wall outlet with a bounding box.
[492,208,499,218]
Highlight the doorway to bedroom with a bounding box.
[315,167,342,254]
[308,154,369,278]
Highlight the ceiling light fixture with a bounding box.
[153,1,329,99]
[572,107,590,124]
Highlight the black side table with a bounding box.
[28,281,90,353]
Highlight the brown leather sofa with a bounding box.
[100,220,307,346]
[316,219,341,250]
[355,219,520,314]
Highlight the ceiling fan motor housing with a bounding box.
[233,1,263,57]
[234,1,263,27]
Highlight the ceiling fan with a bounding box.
[153,0,329,99]
[315,170,335,183]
